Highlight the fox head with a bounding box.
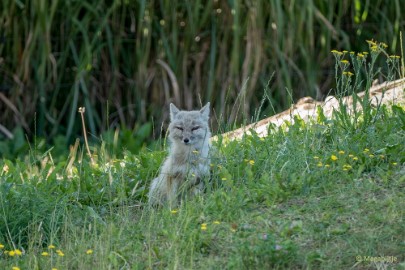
[168,102,211,146]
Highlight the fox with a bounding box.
[148,102,211,206]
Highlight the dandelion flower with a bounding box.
[14,249,22,256]
[249,160,255,165]
[313,156,319,160]
[317,162,323,167]
[392,162,398,166]
[86,249,93,255]
[338,150,345,154]
[201,223,208,231]
[170,209,178,214]
[41,251,49,256]
[348,154,354,158]
[369,154,374,158]
[353,157,359,161]
[325,164,331,168]
[221,177,227,181]
[363,148,370,152]
[0,244,4,249]
[12,267,20,270]
[213,221,221,225]
[56,250,65,257]
[48,245,56,249]
[340,60,349,64]
[331,155,338,161]
[8,250,16,256]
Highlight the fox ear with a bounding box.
[170,103,180,120]
[200,102,210,120]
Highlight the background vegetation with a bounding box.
[1,0,405,155]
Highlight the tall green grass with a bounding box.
[0,0,404,147]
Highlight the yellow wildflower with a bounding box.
[331,155,338,161]
[325,164,331,168]
[201,223,208,231]
[392,162,398,166]
[221,177,227,181]
[342,50,348,53]
[48,245,56,249]
[338,150,345,154]
[0,244,4,249]
[192,150,199,154]
[380,42,388,48]
[353,157,359,161]
[41,251,50,256]
[8,250,16,256]
[14,249,22,255]
[369,154,374,158]
[313,156,319,160]
[213,221,221,225]
[317,162,323,167]
[366,40,377,46]
[363,148,370,152]
[12,267,20,270]
[340,60,349,64]
[56,249,64,257]
[249,160,255,165]
[170,209,178,214]
[331,50,343,55]
[86,249,93,255]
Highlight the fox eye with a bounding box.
[176,126,183,131]
[192,126,200,131]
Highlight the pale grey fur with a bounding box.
[148,102,211,206]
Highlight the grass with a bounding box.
[1,39,405,269]
[0,97,404,269]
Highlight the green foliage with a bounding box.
[1,102,404,269]
[1,0,405,144]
